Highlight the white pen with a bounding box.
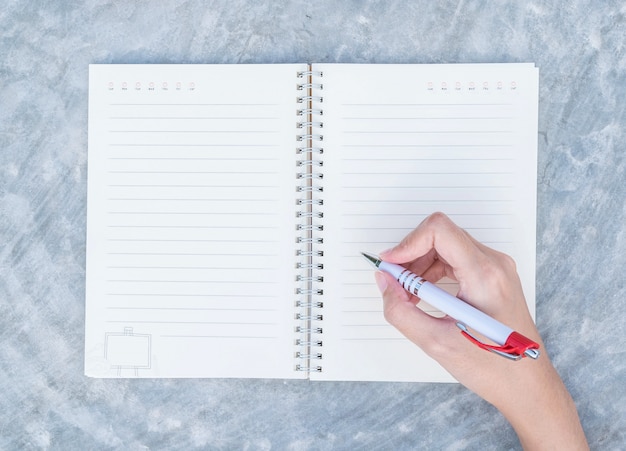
[361,252,540,360]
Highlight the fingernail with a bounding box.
[379,248,392,257]
[374,271,388,293]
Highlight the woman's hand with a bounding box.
[375,212,588,450]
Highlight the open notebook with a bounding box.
[85,63,538,381]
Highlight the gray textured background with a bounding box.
[1,1,625,449]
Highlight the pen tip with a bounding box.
[360,252,381,268]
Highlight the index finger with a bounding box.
[380,212,481,274]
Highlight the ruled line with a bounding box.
[105,293,276,298]
[340,185,514,189]
[107,225,279,229]
[106,239,279,243]
[107,171,280,174]
[106,266,278,270]
[109,103,279,106]
[107,307,276,312]
[107,157,280,161]
[340,324,389,327]
[109,144,279,147]
[342,144,511,148]
[338,213,511,218]
[106,280,277,284]
[109,130,279,134]
[341,199,513,203]
[110,116,280,120]
[107,185,279,188]
[106,212,279,215]
[162,335,277,339]
[342,130,513,134]
[340,158,514,162]
[339,172,514,175]
[107,198,279,203]
[105,320,278,325]
[341,116,514,120]
[340,103,512,107]
[106,252,277,256]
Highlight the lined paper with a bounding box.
[86,63,538,382]
[85,64,304,378]
[317,64,538,382]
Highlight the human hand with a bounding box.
[375,212,587,450]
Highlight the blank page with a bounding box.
[85,64,305,378]
[316,63,538,382]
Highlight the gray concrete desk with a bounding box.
[1,1,624,449]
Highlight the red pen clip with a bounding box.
[456,323,540,360]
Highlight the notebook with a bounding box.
[85,63,538,381]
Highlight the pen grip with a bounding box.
[416,281,513,346]
[378,260,513,345]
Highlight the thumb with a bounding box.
[375,271,457,358]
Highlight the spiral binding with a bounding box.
[295,66,324,374]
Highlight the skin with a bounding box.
[375,212,588,450]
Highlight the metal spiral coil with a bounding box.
[295,339,323,347]
[295,364,323,373]
[294,67,324,374]
[296,146,323,154]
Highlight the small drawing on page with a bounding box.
[104,327,152,376]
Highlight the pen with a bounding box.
[361,252,540,360]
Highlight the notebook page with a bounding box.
[316,63,538,382]
[85,64,305,378]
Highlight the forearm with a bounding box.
[493,355,588,450]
